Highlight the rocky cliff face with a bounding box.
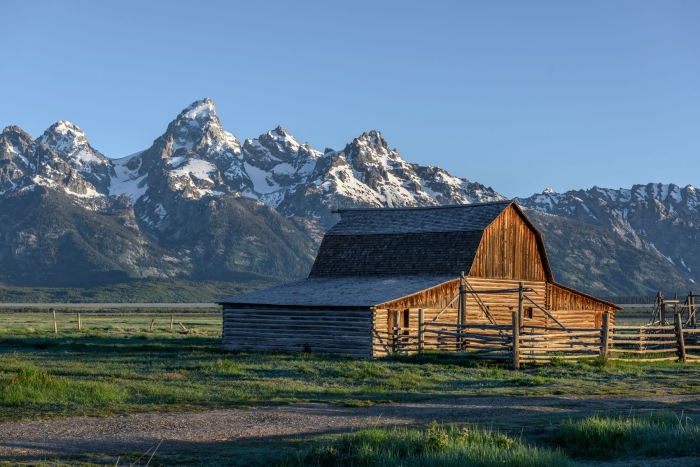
[0,125,100,198]
[519,184,700,286]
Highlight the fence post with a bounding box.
[676,313,686,363]
[170,314,174,330]
[77,313,82,331]
[512,312,520,370]
[458,274,465,350]
[418,309,424,353]
[150,318,155,332]
[392,311,399,353]
[52,309,57,334]
[517,282,524,330]
[660,293,666,325]
[601,312,610,358]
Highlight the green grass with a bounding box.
[555,410,700,459]
[1,311,700,424]
[3,311,700,466]
[278,423,567,467]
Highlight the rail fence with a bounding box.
[391,310,699,368]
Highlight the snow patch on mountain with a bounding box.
[170,159,217,182]
[110,152,148,203]
[650,242,674,265]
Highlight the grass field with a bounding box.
[1,310,700,466]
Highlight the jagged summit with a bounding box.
[36,120,112,193]
[180,98,218,121]
[355,130,389,149]
[38,120,106,160]
[2,125,31,138]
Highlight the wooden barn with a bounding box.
[219,200,620,359]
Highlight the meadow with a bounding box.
[1,310,699,466]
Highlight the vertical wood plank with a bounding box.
[601,312,610,358]
[517,282,523,329]
[512,312,520,370]
[676,313,686,363]
[392,310,399,353]
[418,308,424,353]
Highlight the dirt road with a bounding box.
[2,394,699,461]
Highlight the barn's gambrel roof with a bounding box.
[309,200,552,279]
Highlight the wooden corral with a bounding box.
[220,200,620,359]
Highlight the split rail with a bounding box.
[390,282,700,368]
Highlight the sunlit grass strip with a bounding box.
[0,367,127,407]
[280,423,568,467]
[555,410,700,459]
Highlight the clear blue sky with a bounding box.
[2,0,698,198]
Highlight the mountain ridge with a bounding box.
[1,98,696,297]
[519,183,700,285]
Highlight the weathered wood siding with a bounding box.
[546,282,618,328]
[546,282,615,311]
[223,306,373,358]
[468,205,547,282]
[371,278,617,357]
[373,278,549,357]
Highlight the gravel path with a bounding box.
[2,394,700,461]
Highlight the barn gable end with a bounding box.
[469,204,552,282]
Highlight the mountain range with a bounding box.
[1,98,697,297]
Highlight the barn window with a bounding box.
[526,307,533,319]
[403,310,410,334]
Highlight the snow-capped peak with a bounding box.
[181,98,218,123]
[52,120,84,136]
[258,125,305,155]
[355,130,389,150]
[543,187,556,194]
[37,120,106,164]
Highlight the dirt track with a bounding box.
[2,394,700,461]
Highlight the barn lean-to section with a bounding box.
[219,200,620,359]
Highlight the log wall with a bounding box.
[547,282,617,312]
[223,306,373,359]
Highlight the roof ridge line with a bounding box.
[333,200,514,213]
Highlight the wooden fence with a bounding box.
[605,313,700,363]
[391,311,699,368]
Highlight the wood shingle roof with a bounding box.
[218,276,457,307]
[309,201,513,278]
